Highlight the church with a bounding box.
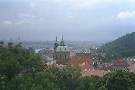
[53,36,70,65]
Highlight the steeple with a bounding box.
[60,35,65,46]
[54,36,59,50]
[56,36,58,41]
[62,35,63,41]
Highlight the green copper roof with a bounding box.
[56,46,69,52]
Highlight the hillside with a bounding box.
[99,32,135,61]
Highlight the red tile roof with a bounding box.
[113,59,128,66]
[69,53,94,70]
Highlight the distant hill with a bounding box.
[99,32,135,61]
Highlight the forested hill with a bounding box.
[99,32,135,60]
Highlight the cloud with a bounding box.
[29,2,36,8]
[31,0,115,9]
[70,0,100,8]
[16,19,33,25]
[129,0,135,3]
[1,19,33,26]
[18,13,35,19]
[0,0,135,41]
[117,11,135,19]
[2,20,13,25]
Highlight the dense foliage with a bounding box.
[97,71,135,90]
[99,32,135,61]
[0,45,42,79]
[0,44,135,90]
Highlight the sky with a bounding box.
[0,0,135,42]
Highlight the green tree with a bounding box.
[34,72,57,90]
[46,66,81,90]
[0,45,44,90]
[99,32,135,61]
[77,76,100,90]
[0,46,43,79]
[96,71,135,90]
[6,75,33,90]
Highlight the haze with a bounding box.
[0,0,135,42]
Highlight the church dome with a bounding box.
[56,46,69,52]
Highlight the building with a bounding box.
[53,36,70,65]
[112,59,129,71]
[38,48,54,62]
[127,60,135,74]
[69,53,110,77]
[69,53,94,71]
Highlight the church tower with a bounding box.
[60,35,65,46]
[54,36,59,50]
[53,36,70,65]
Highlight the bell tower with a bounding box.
[53,36,70,65]
[54,36,59,50]
[60,35,65,46]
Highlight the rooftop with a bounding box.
[56,46,69,52]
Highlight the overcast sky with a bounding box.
[0,0,135,42]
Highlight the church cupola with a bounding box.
[53,35,70,65]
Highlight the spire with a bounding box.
[62,35,63,41]
[56,36,58,41]
[54,36,59,50]
[60,35,65,46]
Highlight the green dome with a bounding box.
[56,46,69,52]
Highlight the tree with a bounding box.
[6,75,33,90]
[45,66,81,90]
[0,46,43,79]
[77,76,100,90]
[98,32,135,61]
[34,72,57,90]
[96,71,135,90]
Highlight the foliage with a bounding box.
[0,43,135,90]
[0,45,43,79]
[45,66,81,90]
[96,71,135,90]
[77,76,100,90]
[98,32,135,61]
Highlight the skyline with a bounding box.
[0,0,135,42]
